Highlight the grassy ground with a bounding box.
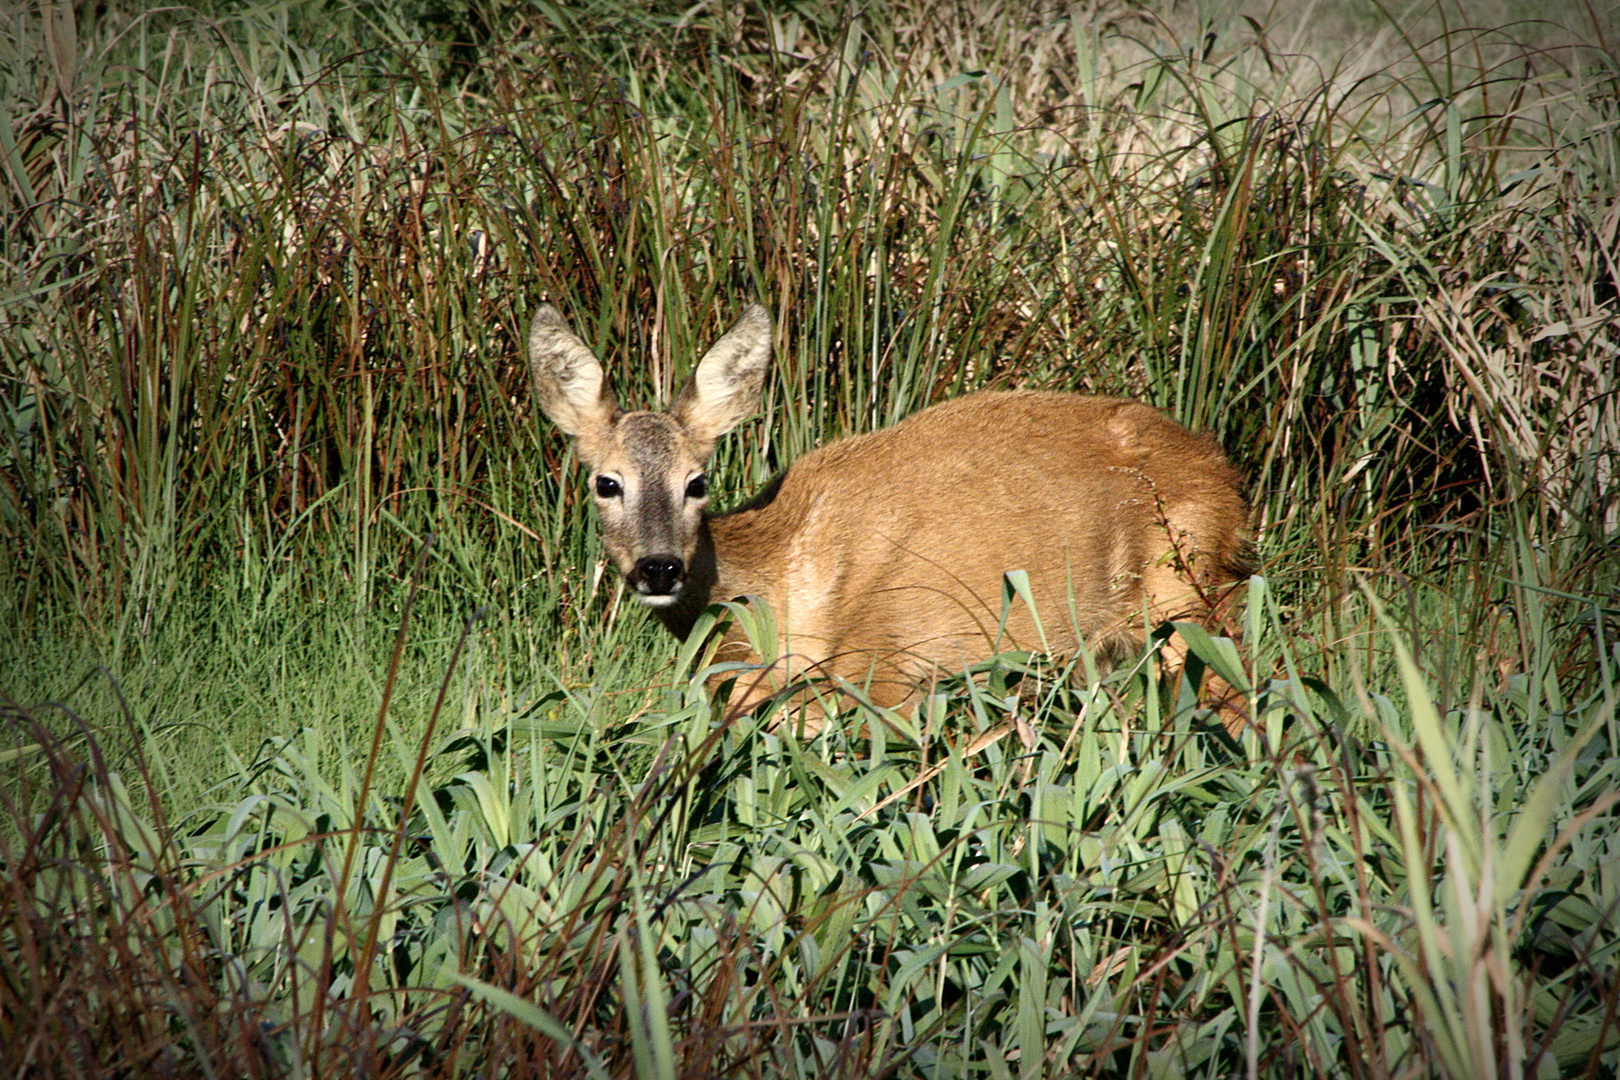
[2,0,1617,1076]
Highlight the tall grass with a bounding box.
[2,0,1617,1076]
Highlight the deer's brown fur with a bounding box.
[529,303,1251,730]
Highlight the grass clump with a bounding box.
[5,580,1616,1076]
[2,0,1617,1076]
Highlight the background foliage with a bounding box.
[2,0,1617,1076]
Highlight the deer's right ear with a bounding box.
[528,306,617,440]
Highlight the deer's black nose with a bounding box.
[632,555,685,596]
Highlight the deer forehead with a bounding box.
[597,412,707,481]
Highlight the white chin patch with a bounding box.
[638,592,680,608]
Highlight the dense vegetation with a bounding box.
[2,0,1616,1076]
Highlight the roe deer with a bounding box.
[529,303,1251,730]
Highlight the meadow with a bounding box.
[2,0,1617,1075]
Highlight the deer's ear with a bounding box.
[528,306,617,441]
[672,304,772,452]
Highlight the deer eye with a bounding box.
[595,475,622,499]
[685,475,708,500]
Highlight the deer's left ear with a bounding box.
[672,304,772,452]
